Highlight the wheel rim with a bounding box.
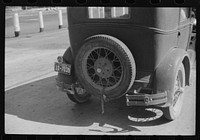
[82,47,123,90]
[173,69,184,112]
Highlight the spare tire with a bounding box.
[75,35,136,101]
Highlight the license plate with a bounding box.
[54,62,71,75]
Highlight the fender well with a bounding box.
[56,46,76,85]
[154,48,189,107]
[182,56,190,86]
[63,46,73,64]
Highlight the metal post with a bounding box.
[39,11,44,32]
[100,87,105,114]
[58,9,63,29]
[13,13,20,37]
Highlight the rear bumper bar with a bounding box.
[126,91,167,106]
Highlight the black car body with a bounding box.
[54,7,196,120]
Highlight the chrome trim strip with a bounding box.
[69,22,192,34]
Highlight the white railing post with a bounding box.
[58,9,63,29]
[39,11,44,32]
[13,13,20,37]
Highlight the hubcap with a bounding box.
[94,58,113,78]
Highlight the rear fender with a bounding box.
[154,48,189,107]
[56,47,76,85]
[63,46,74,64]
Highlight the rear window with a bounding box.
[88,7,130,19]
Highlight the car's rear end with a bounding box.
[54,7,190,120]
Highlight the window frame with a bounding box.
[88,7,131,20]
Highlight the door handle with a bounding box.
[178,32,181,36]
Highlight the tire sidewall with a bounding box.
[167,63,185,120]
[75,37,134,100]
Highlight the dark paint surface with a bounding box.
[67,7,192,71]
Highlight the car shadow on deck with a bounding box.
[5,76,170,134]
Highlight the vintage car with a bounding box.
[54,7,196,120]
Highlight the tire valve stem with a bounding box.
[100,87,106,114]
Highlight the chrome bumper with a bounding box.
[126,91,167,106]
